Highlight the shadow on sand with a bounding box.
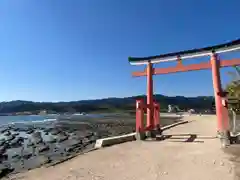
[151,133,218,143]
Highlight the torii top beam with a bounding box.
[128,39,240,66]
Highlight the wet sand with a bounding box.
[0,113,183,178]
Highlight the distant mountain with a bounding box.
[0,95,214,114]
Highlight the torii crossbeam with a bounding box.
[128,39,240,145]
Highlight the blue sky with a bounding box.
[0,0,239,102]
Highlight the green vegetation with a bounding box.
[226,66,240,112]
[0,95,215,115]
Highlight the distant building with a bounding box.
[168,105,173,113]
[168,105,180,113]
[39,110,47,115]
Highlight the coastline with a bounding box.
[0,113,183,178]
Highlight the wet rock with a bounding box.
[85,131,94,138]
[88,135,97,142]
[32,132,43,144]
[6,135,15,142]
[57,135,68,143]
[65,140,82,152]
[46,136,57,143]
[0,153,8,161]
[82,138,93,146]
[0,145,7,154]
[0,165,14,178]
[69,134,80,140]
[18,137,24,142]
[12,154,21,160]
[69,139,82,147]
[38,156,51,165]
[0,139,6,146]
[13,127,20,131]
[4,131,11,136]
[51,129,61,135]
[0,128,8,134]
[22,152,32,160]
[38,145,50,153]
[65,146,77,153]
[26,129,34,134]
[12,132,20,136]
[43,128,52,133]
[9,137,23,148]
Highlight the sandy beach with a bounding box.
[6,114,240,180]
[0,113,183,178]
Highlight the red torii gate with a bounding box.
[128,39,240,144]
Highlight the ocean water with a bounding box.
[0,113,106,127]
[0,115,58,127]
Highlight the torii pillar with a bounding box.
[211,53,230,146]
[146,62,155,137]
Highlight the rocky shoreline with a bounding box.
[0,114,182,178]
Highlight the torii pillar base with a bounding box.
[135,132,146,140]
[218,131,231,148]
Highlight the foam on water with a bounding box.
[0,115,58,127]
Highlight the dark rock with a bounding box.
[46,136,57,143]
[85,131,94,138]
[57,136,68,143]
[0,139,6,146]
[13,127,20,131]
[65,140,82,152]
[0,154,8,161]
[0,128,8,134]
[26,129,34,134]
[9,137,23,148]
[65,146,76,153]
[6,135,15,142]
[12,132,20,136]
[4,131,11,136]
[38,156,51,165]
[88,135,97,142]
[51,129,60,135]
[18,137,24,142]
[69,134,80,140]
[69,139,82,147]
[12,154,21,160]
[82,138,93,145]
[66,153,71,157]
[0,146,7,154]
[0,165,14,178]
[38,145,50,153]
[45,131,49,135]
[22,152,32,160]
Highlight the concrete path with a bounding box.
[9,115,236,180]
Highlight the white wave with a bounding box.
[8,118,57,125]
